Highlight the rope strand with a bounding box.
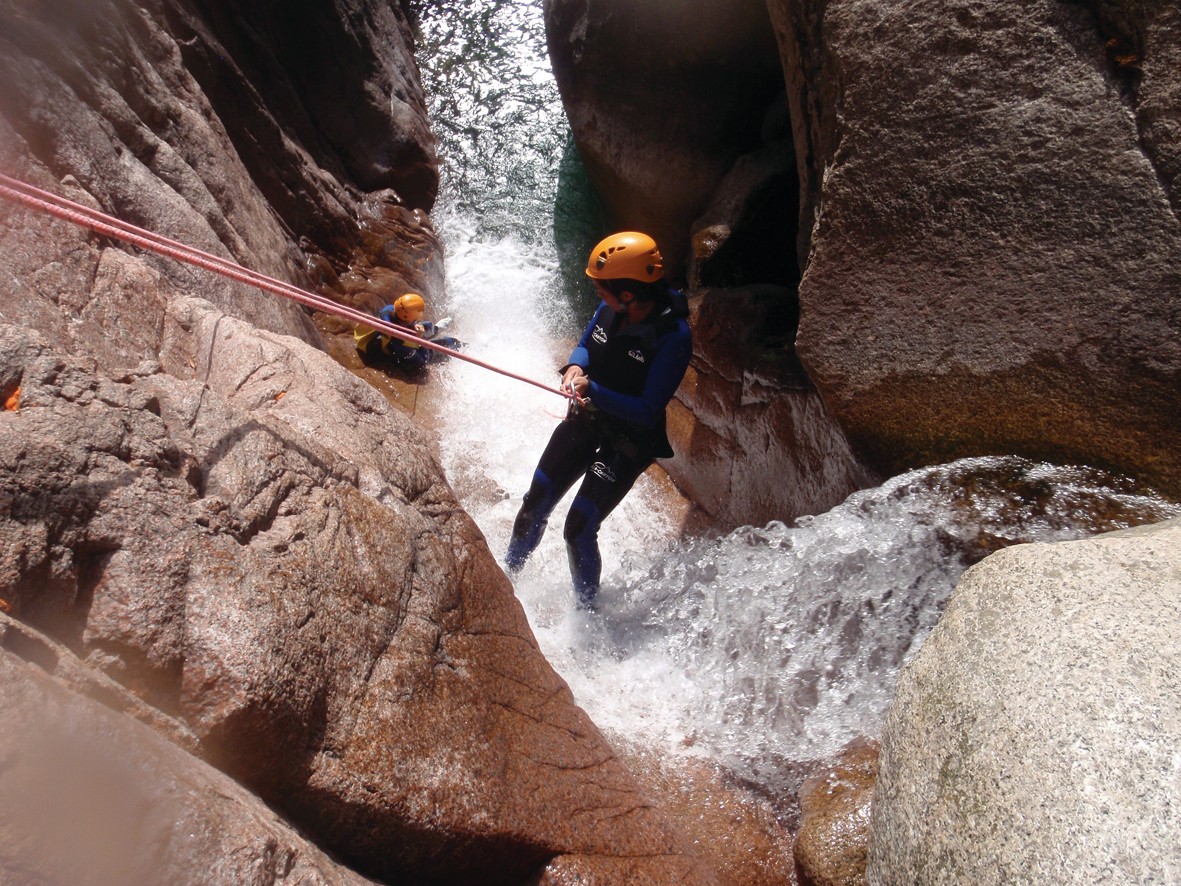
[0,172,572,400]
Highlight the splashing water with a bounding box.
[592,458,1181,787]
[428,213,1181,791]
[408,0,1181,794]
[409,0,580,245]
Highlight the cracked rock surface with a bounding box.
[0,311,714,883]
[770,0,1181,495]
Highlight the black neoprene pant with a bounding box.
[506,414,653,606]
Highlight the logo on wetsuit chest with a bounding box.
[590,461,617,483]
[628,349,646,363]
[592,325,608,344]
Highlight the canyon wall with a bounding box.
[774,0,1181,499]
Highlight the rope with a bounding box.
[0,172,572,400]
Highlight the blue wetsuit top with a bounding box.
[565,289,691,455]
[377,304,432,367]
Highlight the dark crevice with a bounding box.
[1073,0,1145,103]
[61,543,120,653]
[689,91,808,388]
[1068,1,1179,218]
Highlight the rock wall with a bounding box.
[0,307,721,883]
[666,287,875,530]
[543,0,785,282]
[772,0,1181,497]
[156,0,446,317]
[868,518,1181,883]
[0,0,443,338]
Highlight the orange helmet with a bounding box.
[585,232,663,283]
[393,293,426,323]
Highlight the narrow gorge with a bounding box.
[1,0,1179,883]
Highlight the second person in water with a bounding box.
[354,292,462,372]
[506,231,692,610]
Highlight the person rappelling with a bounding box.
[505,232,692,610]
[354,292,463,373]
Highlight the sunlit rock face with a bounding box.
[769,0,1181,497]
[543,0,785,280]
[793,740,878,886]
[0,315,716,883]
[870,518,1181,883]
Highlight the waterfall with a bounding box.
[407,0,1181,794]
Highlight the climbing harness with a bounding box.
[0,172,574,402]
